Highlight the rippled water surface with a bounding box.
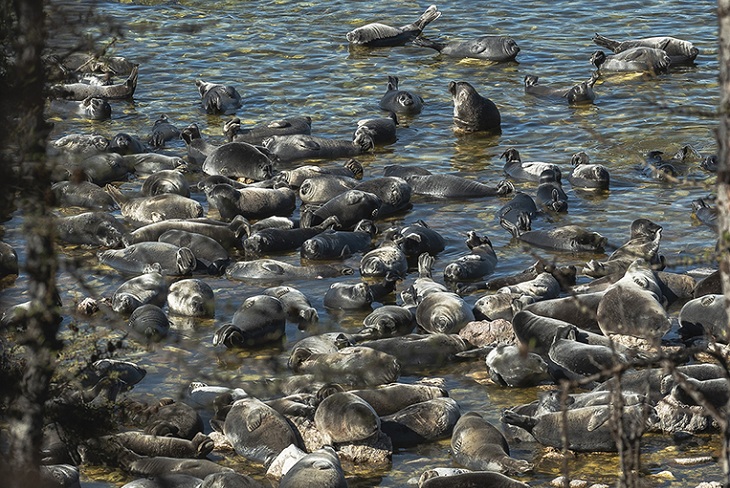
[2,0,726,486]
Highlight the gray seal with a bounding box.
[301,219,376,260]
[359,334,470,371]
[213,295,286,348]
[262,285,318,323]
[244,216,338,256]
[393,220,446,258]
[354,112,398,146]
[112,270,167,315]
[346,5,441,47]
[201,472,263,488]
[419,471,530,488]
[524,72,598,105]
[122,153,187,174]
[205,184,296,222]
[167,279,215,318]
[486,344,551,388]
[678,294,727,343]
[354,176,412,217]
[443,231,497,282]
[225,258,353,282]
[450,411,533,475]
[298,175,360,205]
[287,346,400,387]
[448,81,501,134]
[51,65,138,100]
[109,132,146,155]
[323,281,374,311]
[302,189,381,230]
[583,218,663,278]
[348,382,447,416]
[201,142,274,181]
[278,446,347,488]
[566,151,610,191]
[56,211,126,247]
[415,291,475,334]
[501,215,607,253]
[128,304,170,340]
[158,229,230,275]
[140,170,190,197]
[414,35,520,61]
[196,79,242,115]
[402,173,513,199]
[105,184,204,225]
[500,148,561,182]
[224,115,312,146]
[97,242,196,276]
[314,391,381,444]
[52,180,117,210]
[218,397,301,467]
[124,217,246,250]
[360,240,408,280]
[502,403,653,452]
[279,159,362,189]
[593,33,699,65]
[49,97,112,121]
[263,132,373,164]
[381,397,461,448]
[109,431,213,459]
[591,48,670,74]
[353,305,415,341]
[379,75,424,115]
[147,114,181,148]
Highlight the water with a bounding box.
[1,0,725,485]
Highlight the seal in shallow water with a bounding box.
[98,242,196,276]
[450,411,533,475]
[448,81,501,134]
[346,5,441,47]
[224,115,312,145]
[414,35,520,61]
[288,346,400,387]
[213,295,286,348]
[314,391,381,444]
[278,446,346,488]
[381,397,461,448]
[593,33,699,65]
[167,279,215,318]
[56,211,126,247]
[591,48,670,74]
[379,76,424,116]
[195,79,242,115]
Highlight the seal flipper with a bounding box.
[592,33,621,52]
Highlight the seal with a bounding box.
[501,215,607,253]
[346,5,441,47]
[298,175,360,205]
[51,64,139,100]
[547,324,628,384]
[126,457,231,479]
[379,75,424,116]
[497,191,538,231]
[213,295,286,348]
[279,160,362,189]
[486,344,552,387]
[201,142,274,181]
[278,446,347,488]
[400,172,514,198]
[354,176,412,217]
[502,403,653,452]
[300,219,376,260]
[262,132,374,164]
[359,333,470,371]
[591,48,671,74]
[122,153,187,174]
[443,231,497,282]
[109,132,146,155]
[97,242,197,276]
[593,33,699,65]
[314,391,381,444]
[354,112,398,146]
[225,258,353,282]
[112,270,167,315]
[419,471,530,488]
[535,168,568,213]
[450,411,533,475]
[287,345,401,387]
[352,305,415,341]
[392,220,446,258]
[140,170,190,197]
[128,304,170,340]
[123,217,247,250]
[109,431,213,459]
[167,279,215,318]
[105,184,204,225]
[261,285,318,323]
[244,216,338,256]
[302,189,381,230]
[400,253,448,307]
[360,239,408,281]
[158,229,230,274]
[181,123,219,167]
[49,97,112,121]
[323,281,374,310]
[524,72,598,105]
[678,294,727,343]
[692,198,718,230]
[147,114,181,148]
[500,148,561,182]
[0,240,18,279]
[56,152,134,186]
[201,473,263,488]
[595,259,670,342]
[206,184,296,222]
[583,218,663,278]
[448,81,501,134]
[522,290,605,332]
[566,151,610,190]
[196,79,242,115]
[52,180,117,210]
[56,211,126,247]
[414,35,520,61]
[381,397,461,448]
[217,397,302,467]
[348,382,447,416]
[224,115,313,146]
[416,290,475,334]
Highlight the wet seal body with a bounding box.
[346,5,442,47]
[414,35,520,61]
[449,81,501,134]
[379,76,424,116]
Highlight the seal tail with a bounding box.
[413,5,441,32]
[593,33,620,52]
[412,36,445,52]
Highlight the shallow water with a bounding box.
[0,0,725,486]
